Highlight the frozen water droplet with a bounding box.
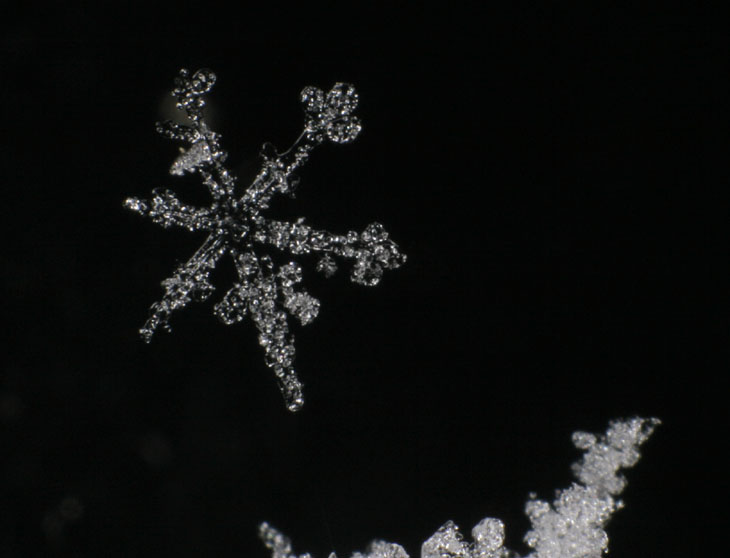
[471,518,505,558]
[326,116,362,144]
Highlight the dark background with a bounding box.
[2,5,726,557]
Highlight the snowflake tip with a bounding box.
[287,397,304,413]
[302,82,362,144]
[124,197,147,213]
[139,326,154,343]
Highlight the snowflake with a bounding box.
[125,69,406,412]
[260,417,660,558]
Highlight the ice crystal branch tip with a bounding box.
[125,68,406,412]
[259,417,659,558]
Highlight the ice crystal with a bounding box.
[125,69,406,412]
[259,417,659,558]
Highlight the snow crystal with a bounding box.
[125,69,406,411]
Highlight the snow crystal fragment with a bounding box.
[259,522,312,558]
[354,541,410,558]
[523,417,660,558]
[169,141,212,175]
[259,417,658,558]
[422,521,471,558]
[471,519,505,558]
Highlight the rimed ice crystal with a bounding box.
[260,417,659,558]
[125,69,406,412]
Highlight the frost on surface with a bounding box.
[259,417,659,558]
[125,69,406,412]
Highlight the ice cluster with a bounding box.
[125,69,406,411]
[260,417,659,558]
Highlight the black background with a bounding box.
[2,5,726,557]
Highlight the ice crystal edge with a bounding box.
[125,68,406,412]
[259,417,659,558]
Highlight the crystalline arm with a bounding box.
[240,139,316,212]
[246,256,304,412]
[255,218,407,286]
[157,70,235,199]
[212,252,306,412]
[138,234,225,342]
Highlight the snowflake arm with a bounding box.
[259,417,659,558]
[255,219,407,285]
[124,189,214,231]
[240,83,362,213]
[124,69,405,411]
[138,233,225,343]
[212,252,310,410]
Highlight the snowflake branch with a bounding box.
[139,234,225,342]
[240,139,316,213]
[256,219,407,285]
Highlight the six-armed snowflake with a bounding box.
[125,68,406,411]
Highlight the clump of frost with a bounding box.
[260,417,659,558]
